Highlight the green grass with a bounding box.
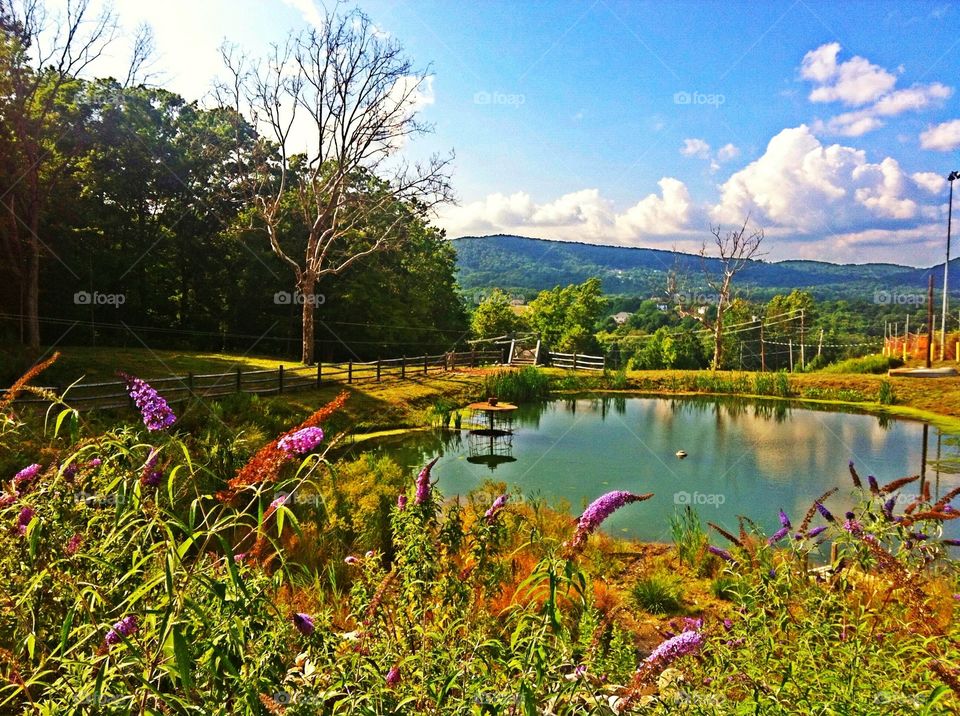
[821,354,903,374]
[482,366,551,403]
[630,573,685,615]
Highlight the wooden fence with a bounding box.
[7,350,503,410]
[544,351,606,371]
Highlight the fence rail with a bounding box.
[5,350,504,410]
[544,351,606,371]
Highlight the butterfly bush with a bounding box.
[277,427,325,457]
[568,490,653,553]
[414,457,439,505]
[484,493,509,522]
[104,615,138,646]
[120,373,176,431]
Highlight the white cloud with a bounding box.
[281,0,325,30]
[920,119,960,151]
[716,143,740,162]
[439,179,698,245]
[912,171,948,194]
[801,44,952,137]
[712,125,936,233]
[801,43,896,106]
[680,138,711,158]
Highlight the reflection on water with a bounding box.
[343,395,960,543]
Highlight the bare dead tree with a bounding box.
[670,217,764,370]
[0,0,116,350]
[123,22,157,88]
[217,8,453,364]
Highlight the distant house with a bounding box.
[655,303,669,311]
[612,311,632,325]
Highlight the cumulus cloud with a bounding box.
[920,119,960,151]
[802,43,952,136]
[680,138,711,158]
[711,125,938,234]
[439,179,699,245]
[801,43,896,106]
[912,171,948,194]
[716,143,740,162]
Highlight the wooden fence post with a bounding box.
[401,356,406,379]
[317,362,322,388]
[376,359,381,382]
[470,350,476,368]
[423,354,428,375]
[187,372,194,393]
[278,365,284,394]
[348,361,353,384]
[235,367,241,392]
[572,354,577,371]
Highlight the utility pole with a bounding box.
[817,328,824,358]
[799,309,805,370]
[759,319,766,372]
[940,171,959,361]
[927,275,935,368]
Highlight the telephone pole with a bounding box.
[941,171,959,361]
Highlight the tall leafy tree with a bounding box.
[527,278,606,353]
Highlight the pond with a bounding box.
[344,395,960,543]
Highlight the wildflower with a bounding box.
[88,458,102,468]
[16,506,35,535]
[13,463,41,488]
[806,526,828,539]
[140,453,162,487]
[105,615,138,646]
[65,533,83,554]
[269,494,288,512]
[708,545,735,563]
[414,457,440,505]
[484,494,509,522]
[645,630,704,665]
[815,502,835,523]
[397,494,407,511]
[882,496,897,520]
[943,539,960,547]
[344,555,359,565]
[867,475,879,495]
[0,492,17,508]
[62,462,78,480]
[722,619,733,632]
[778,509,791,529]
[568,490,653,552]
[768,526,790,544]
[277,427,325,457]
[292,612,314,636]
[911,532,929,541]
[233,552,246,563]
[573,664,587,679]
[842,512,862,535]
[386,665,401,687]
[120,373,177,431]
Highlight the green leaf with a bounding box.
[173,625,194,689]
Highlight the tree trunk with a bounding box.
[300,273,317,364]
[712,315,723,370]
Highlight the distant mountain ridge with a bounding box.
[452,234,958,300]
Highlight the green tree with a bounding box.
[528,277,606,353]
[470,289,526,341]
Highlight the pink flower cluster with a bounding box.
[568,490,652,552]
[277,427,325,457]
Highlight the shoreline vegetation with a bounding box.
[2,355,959,712]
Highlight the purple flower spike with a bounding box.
[568,490,653,552]
[65,533,83,555]
[867,475,879,495]
[0,492,17,508]
[882,496,896,520]
[768,526,790,544]
[397,494,407,511]
[386,665,401,687]
[292,612,314,636]
[645,630,704,665]
[484,494,509,522]
[17,506,35,535]
[414,457,440,505]
[778,509,791,529]
[13,463,41,488]
[806,526,828,539]
[277,427,325,457]
[708,545,736,563]
[88,458,102,468]
[842,518,863,536]
[344,555,359,565]
[121,374,177,431]
[943,539,960,547]
[105,615,138,646]
[815,502,835,523]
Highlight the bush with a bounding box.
[822,354,903,374]
[482,366,550,402]
[630,573,684,615]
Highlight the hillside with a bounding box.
[452,234,956,300]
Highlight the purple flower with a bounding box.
[911,532,929,541]
[269,494,288,512]
[0,492,17,508]
[13,463,41,488]
[233,552,247,563]
[778,509,791,529]
[65,533,83,555]
[16,506,35,535]
[397,494,407,511]
[105,615,138,646]
[882,496,896,520]
[121,374,177,431]
[867,475,879,494]
[573,664,587,679]
[386,665,401,687]
[277,427,325,457]
[943,539,960,547]
[806,526,828,539]
[568,490,652,552]
[140,470,162,487]
[62,462,78,480]
[292,612,314,636]
[88,458,102,468]
[842,518,862,535]
[645,630,704,665]
[815,502,835,523]
[414,457,440,505]
[708,545,735,563]
[722,618,733,632]
[344,556,359,565]
[484,494,509,522]
[768,526,790,544]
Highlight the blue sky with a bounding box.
[93,0,960,265]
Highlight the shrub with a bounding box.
[631,573,684,615]
[822,354,903,374]
[482,366,551,403]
